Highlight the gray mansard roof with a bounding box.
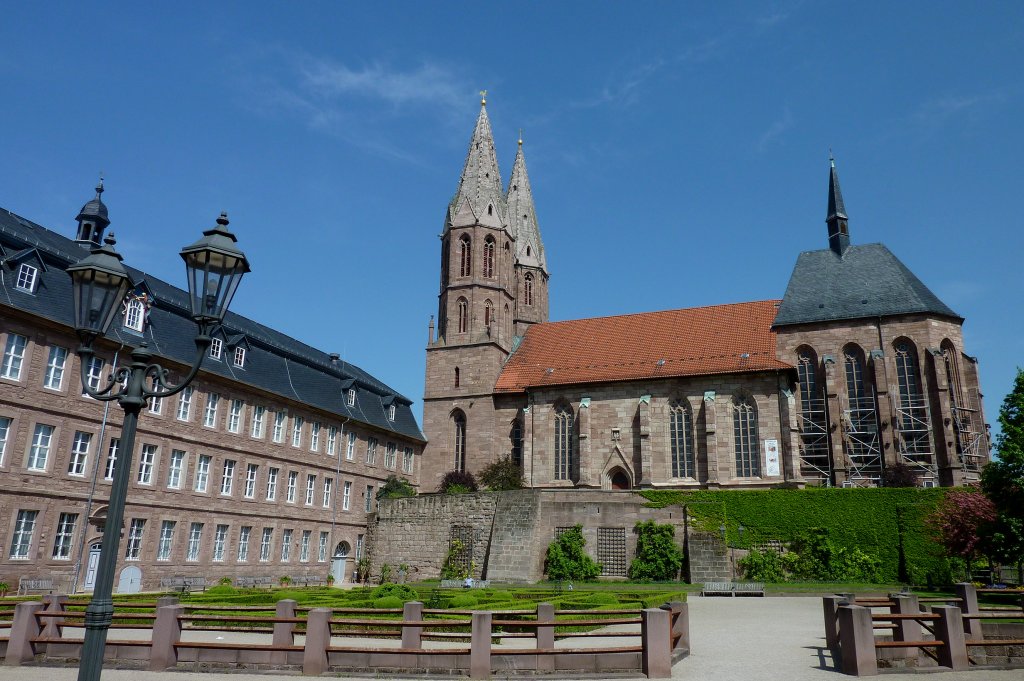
[773,243,960,327]
[0,206,425,442]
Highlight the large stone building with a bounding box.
[0,186,425,592]
[421,102,989,492]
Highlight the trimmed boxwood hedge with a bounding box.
[640,487,952,585]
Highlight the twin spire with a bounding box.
[826,154,850,255]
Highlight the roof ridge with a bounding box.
[532,299,782,328]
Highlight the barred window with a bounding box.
[733,396,760,477]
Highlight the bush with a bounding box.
[479,456,525,491]
[371,583,417,601]
[584,592,619,605]
[373,595,405,609]
[787,528,883,582]
[438,470,479,493]
[545,525,601,581]
[377,475,416,499]
[449,593,479,608]
[206,584,237,596]
[882,463,920,488]
[628,521,683,581]
[738,549,788,582]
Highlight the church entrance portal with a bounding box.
[610,468,630,490]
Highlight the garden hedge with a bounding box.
[640,487,953,585]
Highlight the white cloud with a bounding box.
[757,107,794,151]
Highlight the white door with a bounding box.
[84,543,101,591]
[117,565,142,594]
[330,542,350,584]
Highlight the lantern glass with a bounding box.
[67,241,131,337]
[182,248,245,323]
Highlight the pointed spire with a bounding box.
[448,99,506,228]
[506,136,547,273]
[826,153,850,255]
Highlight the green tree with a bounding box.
[478,456,525,490]
[981,368,1024,576]
[377,475,416,499]
[628,521,683,581]
[545,525,601,581]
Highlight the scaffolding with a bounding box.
[952,401,984,477]
[843,396,882,484]
[797,396,832,484]
[895,395,937,482]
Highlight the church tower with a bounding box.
[507,135,550,334]
[422,96,527,488]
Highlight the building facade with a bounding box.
[0,187,425,593]
[421,104,989,491]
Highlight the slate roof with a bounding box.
[447,103,507,227]
[494,300,792,393]
[773,243,960,327]
[0,206,425,442]
[506,141,547,273]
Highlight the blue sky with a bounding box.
[2,2,1022,434]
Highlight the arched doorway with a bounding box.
[330,541,351,585]
[609,468,631,490]
[83,541,102,591]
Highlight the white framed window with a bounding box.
[403,447,414,474]
[318,531,329,562]
[0,416,12,466]
[167,450,185,489]
[259,528,273,562]
[244,463,258,498]
[194,454,211,492]
[310,422,321,452]
[124,298,145,332]
[385,442,397,470]
[9,510,37,559]
[273,412,286,443]
[356,534,364,560]
[365,485,374,513]
[388,404,396,421]
[15,263,38,293]
[68,431,92,476]
[322,477,333,508]
[233,346,246,368]
[125,519,146,560]
[286,471,298,503]
[28,424,54,471]
[281,528,293,561]
[365,437,377,465]
[210,337,223,360]
[148,396,162,415]
[342,481,352,510]
[187,522,203,561]
[104,438,119,481]
[327,426,337,456]
[266,467,278,501]
[221,459,236,496]
[204,393,220,428]
[137,444,156,485]
[251,405,266,438]
[346,388,356,407]
[177,387,194,421]
[300,530,311,562]
[213,524,228,562]
[346,431,356,461]
[82,356,105,393]
[291,416,304,448]
[228,399,243,433]
[305,474,316,506]
[51,512,78,560]
[157,520,176,561]
[43,346,68,390]
[2,333,28,380]
[237,526,251,562]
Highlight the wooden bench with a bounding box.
[734,582,766,597]
[160,576,208,594]
[701,582,735,597]
[440,579,490,589]
[18,578,55,595]
[235,576,274,589]
[290,575,326,587]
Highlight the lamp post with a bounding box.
[68,213,249,681]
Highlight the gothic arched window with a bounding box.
[554,404,574,481]
[457,297,469,334]
[504,303,511,339]
[454,367,460,388]
[733,396,760,477]
[843,344,882,478]
[459,235,472,277]
[895,340,931,457]
[452,410,467,472]
[510,417,523,467]
[484,299,493,328]
[669,400,694,478]
[524,273,534,306]
[483,237,495,278]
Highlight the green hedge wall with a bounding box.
[640,488,953,585]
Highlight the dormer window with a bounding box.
[15,264,38,293]
[388,404,396,421]
[210,337,223,360]
[124,298,145,332]
[346,389,356,407]
[233,346,246,368]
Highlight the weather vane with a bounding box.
[480,89,487,105]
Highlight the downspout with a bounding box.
[328,416,350,572]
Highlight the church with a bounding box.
[421,100,990,491]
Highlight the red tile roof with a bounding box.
[494,300,793,393]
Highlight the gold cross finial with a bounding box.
[480,89,487,106]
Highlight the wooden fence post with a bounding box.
[837,605,877,676]
[4,602,44,666]
[149,604,184,671]
[890,595,921,663]
[302,607,332,676]
[402,601,423,649]
[641,607,671,679]
[470,611,491,680]
[931,605,968,671]
[273,598,297,665]
[952,583,983,640]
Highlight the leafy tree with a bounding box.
[479,456,525,491]
[628,521,683,581]
[927,489,997,578]
[438,470,479,494]
[737,548,788,582]
[981,368,1024,574]
[545,525,601,581]
[882,462,919,488]
[377,475,416,499]
[786,528,883,582]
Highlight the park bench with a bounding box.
[18,577,56,595]
[701,582,736,597]
[734,582,765,596]
[290,575,327,587]
[440,579,490,589]
[235,576,274,589]
[160,576,208,594]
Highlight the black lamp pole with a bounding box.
[69,213,249,681]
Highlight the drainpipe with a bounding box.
[328,416,350,576]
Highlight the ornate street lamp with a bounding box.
[69,215,249,681]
